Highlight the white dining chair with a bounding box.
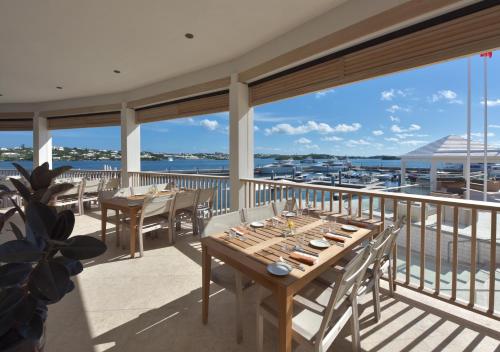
[171,190,198,242]
[81,178,103,212]
[122,195,174,256]
[242,204,275,223]
[51,180,84,215]
[256,242,374,352]
[195,187,216,235]
[272,198,298,215]
[202,210,252,344]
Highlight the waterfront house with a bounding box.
[1,1,500,351]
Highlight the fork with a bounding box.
[279,256,305,272]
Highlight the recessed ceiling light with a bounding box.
[56,86,63,90]
[113,69,121,74]
[185,33,194,39]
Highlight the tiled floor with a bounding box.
[2,209,500,351]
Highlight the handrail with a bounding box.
[241,177,500,319]
[240,177,500,211]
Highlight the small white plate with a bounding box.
[284,211,296,217]
[309,239,330,249]
[267,262,292,276]
[341,225,358,232]
[250,221,264,228]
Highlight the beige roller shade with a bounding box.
[250,3,500,106]
[47,112,121,130]
[136,90,229,123]
[0,112,33,131]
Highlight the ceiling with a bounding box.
[0,0,346,103]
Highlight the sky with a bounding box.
[1,51,499,157]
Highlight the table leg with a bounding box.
[202,244,211,324]
[130,209,137,258]
[277,287,293,352]
[101,206,108,242]
[115,210,120,247]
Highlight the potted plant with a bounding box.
[0,163,107,351]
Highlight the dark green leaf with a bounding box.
[0,207,16,233]
[51,210,75,241]
[0,288,26,337]
[9,196,25,222]
[0,263,32,288]
[28,260,70,302]
[0,287,25,316]
[0,240,43,263]
[50,165,72,179]
[9,178,31,201]
[61,236,107,260]
[52,256,83,276]
[40,183,74,204]
[12,162,31,183]
[26,201,57,240]
[10,222,24,240]
[30,162,52,190]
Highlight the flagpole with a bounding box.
[466,57,471,200]
[483,55,488,202]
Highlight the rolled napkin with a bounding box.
[324,232,347,243]
[290,251,318,266]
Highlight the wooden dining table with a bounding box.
[201,211,378,352]
[100,190,176,258]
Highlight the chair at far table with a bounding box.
[122,195,174,256]
[81,179,103,212]
[241,204,275,223]
[202,211,253,344]
[51,180,84,216]
[171,190,198,242]
[256,242,374,352]
[194,187,216,235]
[272,197,298,215]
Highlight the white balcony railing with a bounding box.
[241,177,500,318]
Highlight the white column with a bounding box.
[33,112,52,169]
[430,160,438,192]
[120,103,141,187]
[229,73,254,211]
[400,160,406,186]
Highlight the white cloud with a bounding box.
[295,137,312,145]
[199,119,219,131]
[489,124,500,128]
[303,144,319,150]
[390,124,421,133]
[254,126,260,132]
[429,89,462,104]
[461,132,495,138]
[398,140,427,146]
[321,136,343,142]
[384,137,399,142]
[481,99,500,107]
[253,112,302,123]
[389,115,400,122]
[264,121,361,135]
[381,90,395,101]
[372,130,384,136]
[346,139,371,146]
[380,89,408,101]
[334,123,362,132]
[315,89,335,98]
[386,105,410,113]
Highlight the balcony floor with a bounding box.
[2,208,500,351]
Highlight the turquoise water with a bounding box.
[0,158,429,171]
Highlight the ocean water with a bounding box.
[0,158,430,171]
